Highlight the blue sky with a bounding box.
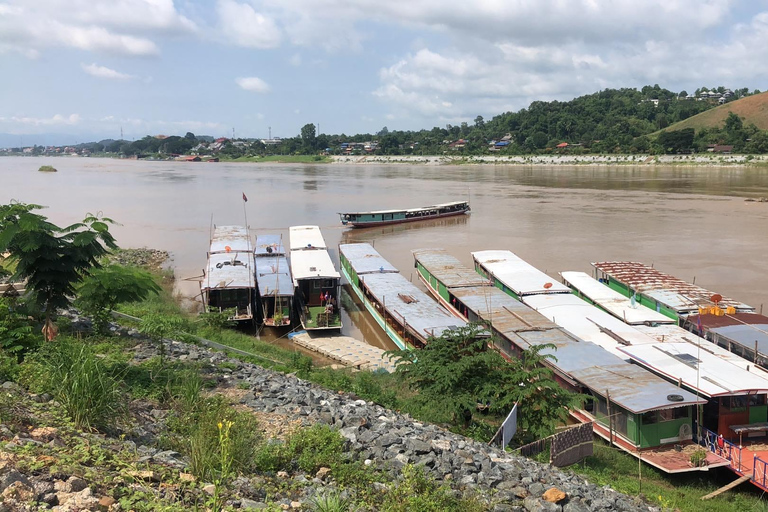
[1,0,768,143]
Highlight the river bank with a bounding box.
[330,154,768,166]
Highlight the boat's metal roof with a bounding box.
[359,272,465,341]
[561,271,674,325]
[289,225,327,251]
[202,252,253,290]
[472,250,570,296]
[451,286,559,332]
[693,312,768,330]
[708,324,768,355]
[619,342,768,397]
[289,249,340,283]
[255,234,285,257]
[592,262,754,314]
[340,201,468,216]
[634,323,768,378]
[412,248,491,288]
[210,225,251,254]
[340,244,399,274]
[254,256,293,297]
[522,293,658,359]
[452,282,703,413]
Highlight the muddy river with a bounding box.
[3,157,768,351]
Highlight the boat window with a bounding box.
[641,411,657,425]
[749,395,767,407]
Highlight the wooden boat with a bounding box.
[289,226,342,330]
[338,200,470,228]
[254,234,293,327]
[200,225,256,323]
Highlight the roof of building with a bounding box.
[289,225,328,251]
[412,248,490,288]
[708,323,768,355]
[210,225,251,254]
[360,272,465,341]
[522,293,658,359]
[561,271,674,325]
[254,256,293,297]
[472,250,570,296]
[692,312,768,330]
[592,262,753,314]
[340,244,399,274]
[254,234,285,257]
[289,249,340,283]
[202,252,253,291]
[619,342,768,397]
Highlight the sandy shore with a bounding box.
[331,154,768,166]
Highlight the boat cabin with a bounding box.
[254,234,293,327]
[202,225,255,323]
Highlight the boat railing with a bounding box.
[754,456,768,489]
[699,426,744,472]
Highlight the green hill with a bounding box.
[661,91,768,133]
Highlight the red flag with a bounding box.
[242,192,248,202]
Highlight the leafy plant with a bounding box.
[0,297,39,359]
[310,491,352,512]
[199,308,236,331]
[139,314,185,367]
[0,202,117,339]
[76,264,160,334]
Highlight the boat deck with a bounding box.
[303,305,341,329]
[288,331,397,373]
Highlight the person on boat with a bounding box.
[717,434,725,455]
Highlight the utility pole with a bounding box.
[120,126,123,140]
[232,127,235,139]
[268,126,272,139]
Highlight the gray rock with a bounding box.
[523,496,561,512]
[0,470,33,492]
[240,498,267,509]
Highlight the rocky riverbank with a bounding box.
[331,154,768,166]
[0,320,655,511]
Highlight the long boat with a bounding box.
[339,243,464,350]
[338,200,470,228]
[564,270,768,491]
[254,234,293,327]
[289,226,342,330]
[413,249,718,474]
[201,225,256,323]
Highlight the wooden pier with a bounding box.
[288,331,397,373]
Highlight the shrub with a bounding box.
[288,424,346,473]
[24,338,126,431]
[379,464,482,512]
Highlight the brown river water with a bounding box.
[3,157,768,352]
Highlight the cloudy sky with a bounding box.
[1,0,768,142]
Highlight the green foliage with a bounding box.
[254,424,346,474]
[140,314,185,365]
[309,491,352,512]
[76,265,161,333]
[0,202,117,332]
[23,337,126,431]
[37,165,57,172]
[388,324,582,442]
[0,298,39,358]
[379,464,482,512]
[199,307,236,331]
[656,128,695,153]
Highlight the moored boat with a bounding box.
[289,226,342,330]
[254,234,293,327]
[338,200,469,228]
[201,225,256,323]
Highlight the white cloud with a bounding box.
[236,76,270,93]
[81,62,135,80]
[216,0,281,49]
[0,114,81,127]
[0,0,195,57]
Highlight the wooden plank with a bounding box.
[701,474,752,500]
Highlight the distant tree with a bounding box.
[679,90,688,98]
[474,115,485,128]
[184,132,196,141]
[300,123,317,151]
[377,126,389,136]
[725,112,744,133]
[657,128,695,153]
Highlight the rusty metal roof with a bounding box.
[255,234,285,257]
[592,262,754,314]
[691,312,768,330]
[412,249,490,288]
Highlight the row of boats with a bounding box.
[201,220,768,490]
[200,225,342,331]
[340,243,768,489]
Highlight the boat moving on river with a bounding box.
[338,200,470,228]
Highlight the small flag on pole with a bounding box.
[242,192,248,202]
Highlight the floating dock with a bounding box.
[288,330,397,373]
